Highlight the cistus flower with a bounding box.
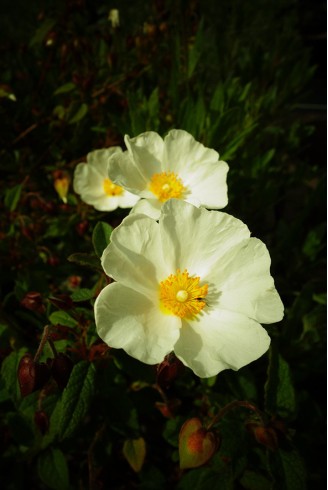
[73,148,140,211]
[107,129,229,219]
[94,200,284,378]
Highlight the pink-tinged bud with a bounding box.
[75,220,89,236]
[179,418,219,469]
[53,170,70,203]
[246,422,279,451]
[21,291,46,314]
[51,353,73,390]
[34,410,49,435]
[156,353,185,388]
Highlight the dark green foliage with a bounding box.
[0,0,325,488]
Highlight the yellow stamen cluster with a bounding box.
[103,178,124,196]
[149,171,186,202]
[159,269,208,319]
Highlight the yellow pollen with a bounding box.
[103,178,124,196]
[159,269,208,319]
[149,171,186,202]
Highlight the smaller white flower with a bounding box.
[73,148,140,212]
[107,129,229,219]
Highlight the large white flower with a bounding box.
[107,129,229,219]
[73,148,140,211]
[94,199,284,378]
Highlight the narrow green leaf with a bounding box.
[265,346,296,417]
[54,82,76,95]
[92,221,113,258]
[49,311,78,328]
[58,361,96,440]
[123,437,146,472]
[67,252,101,270]
[68,103,88,124]
[38,448,69,490]
[4,184,23,211]
[239,470,272,490]
[29,18,56,47]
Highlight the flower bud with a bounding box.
[156,353,184,389]
[53,170,70,203]
[17,355,51,397]
[21,291,46,314]
[51,353,73,389]
[179,418,219,469]
[246,422,279,451]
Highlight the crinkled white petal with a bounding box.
[101,214,169,297]
[162,130,220,174]
[95,283,181,365]
[184,160,229,209]
[125,132,164,180]
[108,150,149,194]
[160,199,250,278]
[174,309,271,378]
[206,237,284,323]
[129,198,162,220]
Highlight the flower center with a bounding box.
[149,171,186,202]
[103,178,124,196]
[159,269,208,319]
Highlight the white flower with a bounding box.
[94,199,284,378]
[73,148,140,211]
[107,129,229,219]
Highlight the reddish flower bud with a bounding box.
[51,353,73,389]
[246,422,279,451]
[75,220,89,236]
[34,410,49,435]
[156,353,184,388]
[17,355,51,397]
[21,291,46,314]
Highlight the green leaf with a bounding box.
[67,252,101,270]
[58,361,96,440]
[49,311,78,328]
[239,470,272,490]
[4,184,23,211]
[123,437,146,472]
[29,18,56,47]
[71,288,94,302]
[177,467,233,490]
[265,346,296,417]
[92,221,113,258]
[1,348,27,404]
[68,103,88,124]
[268,448,307,490]
[38,448,69,490]
[54,82,76,95]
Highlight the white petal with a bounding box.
[162,130,220,175]
[87,147,122,175]
[129,198,162,219]
[174,309,270,378]
[117,190,140,208]
[95,282,180,364]
[125,132,164,180]
[185,160,229,209]
[160,199,250,278]
[108,150,148,194]
[101,214,169,297]
[208,238,284,323]
[73,162,104,200]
